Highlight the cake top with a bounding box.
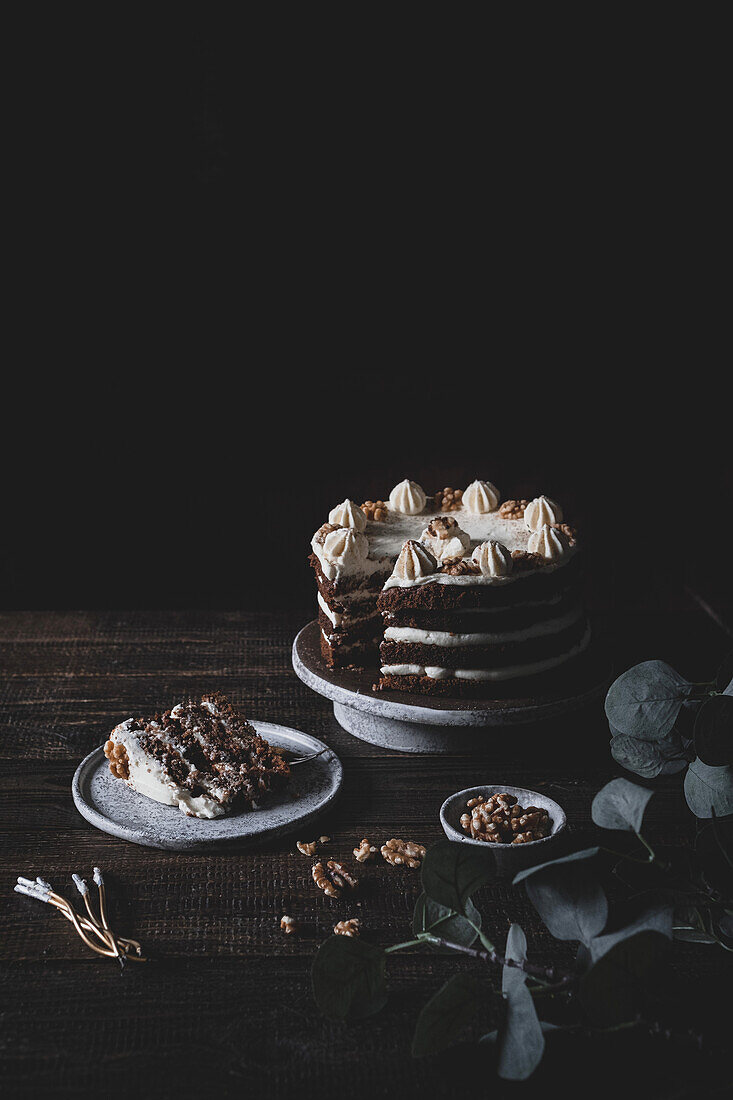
[312,481,578,588]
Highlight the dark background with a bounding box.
[2,38,729,626]
[3,369,730,623]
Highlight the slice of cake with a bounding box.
[309,479,589,694]
[103,693,290,818]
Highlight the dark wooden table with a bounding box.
[1,607,731,1099]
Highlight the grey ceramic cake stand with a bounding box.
[72,721,342,851]
[292,620,610,753]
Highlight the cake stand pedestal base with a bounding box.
[292,621,611,754]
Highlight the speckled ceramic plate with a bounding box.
[72,722,342,851]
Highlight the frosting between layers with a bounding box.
[383,605,584,647]
[380,626,591,682]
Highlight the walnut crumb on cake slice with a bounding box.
[103,693,289,818]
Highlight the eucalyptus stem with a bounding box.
[384,938,424,954]
[421,933,576,986]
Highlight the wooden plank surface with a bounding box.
[1,608,730,1099]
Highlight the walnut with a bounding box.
[313,522,340,545]
[353,838,377,863]
[425,516,459,539]
[380,838,426,869]
[510,550,546,571]
[312,862,340,898]
[361,500,388,522]
[433,487,463,512]
[318,836,330,845]
[460,794,550,844]
[104,740,129,780]
[297,840,318,856]
[550,522,578,546]
[312,860,358,899]
[334,918,361,937]
[498,499,528,519]
[440,559,480,576]
[280,915,297,934]
[327,860,358,890]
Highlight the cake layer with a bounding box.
[377,553,582,613]
[318,607,382,642]
[320,627,381,669]
[379,613,587,671]
[310,552,389,597]
[378,625,591,693]
[382,590,578,633]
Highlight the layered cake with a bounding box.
[104,693,290,817]
[309,479,588,696]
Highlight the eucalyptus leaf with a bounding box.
[502,923,529,993]
[591,777,654,834]
[512,846,600,885]
[673,927,718,944]
[575,942,592,974]
[716,651,733,693]
[684,758,733,819]
[412,893,481,948]
[420,840,493,915]
[411,972,481,1058]
[496,924,545,1080]
[610,730,688,778]
[579,930,670,1026]
[694,696,733,766]
[589,899,672,964]
[717,911,733,938]
[515,854,607,945]
[605,660,691,739]
[311,935,387,1020]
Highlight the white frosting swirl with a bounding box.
[388,479,427,515]
[472,539,513,577]
[462,479,500,514]
[328,499,367,532]
[390,540,437,582]
[527,523,568,562]
[322,527,369,568]
[419,520,471,563]
[524,495,563,532]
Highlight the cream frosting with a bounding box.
[419,519,472,563]
[328,499,367,532]
[472,540,513,578]
[527,523,569,562]
[389,539,437,583]
[525,495,563,532]
[463,479,500,514]
[388,479,427,515]
[312,485,578,588]
[383,606,583,646]
[322,527,369,568]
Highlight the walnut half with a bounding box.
[104,740,129,780]
[381,839,426,869]
[334,918,361,937]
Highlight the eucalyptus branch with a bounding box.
[419,932,576,987]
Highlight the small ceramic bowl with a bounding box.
[440,784,567,874]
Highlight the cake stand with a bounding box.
[292,620,611,753]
